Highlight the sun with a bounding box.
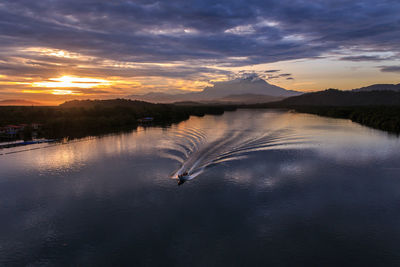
[32,76,111,89]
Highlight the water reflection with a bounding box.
[1,109,400,265]
[166,126,308,185]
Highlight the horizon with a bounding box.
[1,78,400,106]
[1,0,400,105]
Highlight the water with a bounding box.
[1,109,400,266]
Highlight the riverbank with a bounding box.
[241,89,400,134]
[2,98,399,142]
[0,99,237,140]
[242,104,400,134]
[290,106,400,134]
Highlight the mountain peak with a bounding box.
[129,77,301,103]
[204,77,300,98]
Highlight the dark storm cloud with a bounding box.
[380,66,400,73]
[0,0,399,72]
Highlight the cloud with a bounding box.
[0,0,399,98]
[380,66,400,73]
[264,70,280,73]
[339,56,388,62]
[1,0,399,66]
[233,70,294,81]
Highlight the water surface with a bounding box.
[1,109,400,266]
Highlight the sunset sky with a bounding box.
[0,0,400,105]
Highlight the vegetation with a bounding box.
[2,90,400,141]
[0,99,236,140]
[269,89,400,106]
[287,106,400,134]
[243,89,400,134]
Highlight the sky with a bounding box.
[0,0,400,104]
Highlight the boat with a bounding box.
[177,171,189,185]
[178,171,188,179]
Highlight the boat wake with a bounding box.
[160,125,306,184]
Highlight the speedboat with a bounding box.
[178,171,188,179]
[177,171,189,185]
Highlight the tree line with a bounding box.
[0,99,236,140]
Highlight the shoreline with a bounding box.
[1,101,399,145]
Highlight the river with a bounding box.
[1,109,400,265]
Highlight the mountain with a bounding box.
[128,92,191,103]
[271,89,400,106]
[0,99,42,106]
[353,83,400,92]
[129,77,301,103]
[217,94,284,104]
[201,77,300,98]
[59,99,156,108]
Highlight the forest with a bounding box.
[243,89,400,134]
[286,106,400,134]
[0,99,236,140]
[2,92,400,142]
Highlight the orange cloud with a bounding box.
[32,76,112,89]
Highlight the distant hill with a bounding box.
[353,83,400,92]
[129,77,301,103]
[272,89,400,106]
[172,101,203,106]
[217,94,283,104]
[0,99,42,106]
[59,99,158,108]
[128,92,190,103]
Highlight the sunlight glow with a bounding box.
[21,89,82,95]
[23,47,81,58]
[51,89,82,95]
[32,76,111,89]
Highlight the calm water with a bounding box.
[1,109,400,266]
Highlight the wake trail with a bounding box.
[161,126,307,183]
